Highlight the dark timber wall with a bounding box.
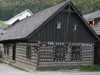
[94,43,100,64]
[30,6,97,43]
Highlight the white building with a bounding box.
[0,9,33,33]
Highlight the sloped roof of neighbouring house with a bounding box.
[92,20,100,35]
[0,0,100,41]
[83,10,100,35]
[83,10,100,20]
[0,9,33,30]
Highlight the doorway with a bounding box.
[12,45,16,60]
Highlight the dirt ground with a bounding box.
[0,63,100,75]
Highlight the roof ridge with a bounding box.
[83,10,100,16]
[33,0,69,14]
[3,9,33,24]
[12,0,70,27]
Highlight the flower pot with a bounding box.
[35,51,37,54]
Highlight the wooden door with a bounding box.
[12,45,16,60]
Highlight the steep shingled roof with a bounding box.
[0,0,100,41]
[83,10,100,20]
[83,10,100,35]
[0,0,70,41]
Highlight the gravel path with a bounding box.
[0,63,100,75]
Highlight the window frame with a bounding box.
[26,44,31,60]
[71,46,81,61]
[55,46,65,60]
[57,22,61,29]
[73,23,77,30]
[88,21,94,26]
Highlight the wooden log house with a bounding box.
[0,0,100,70]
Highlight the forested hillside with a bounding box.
[0,0,100,20]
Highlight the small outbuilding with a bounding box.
[0,0,100,70]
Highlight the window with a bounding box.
[57,22,61,29]
[72,46,80,61]
[88,21,94,27]
[89,21,93,25]
[73,23,76,30]
[4,44,7,54]
[26,44,31,60]
[4,44,9,55]
[34,46,38,54]
[56,46,64,59]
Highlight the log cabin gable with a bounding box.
[28,3,99,43]
[0,1,99,43]
[1,0,99,42]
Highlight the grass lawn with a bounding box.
[39,65,100,72]
[80,65,100,72]
[0,20,5,25]
[39,67,79,71]
[0,60,5,63]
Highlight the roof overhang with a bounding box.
[87,19,94,22]
[0,24,11,30]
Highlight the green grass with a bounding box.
[0,20,5,25]
[0,60,5,63]
[39,67,78,71]
[0,45,3,48]
[80,65,100,72]
[39,65,100,72]
[39,68,60,71]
